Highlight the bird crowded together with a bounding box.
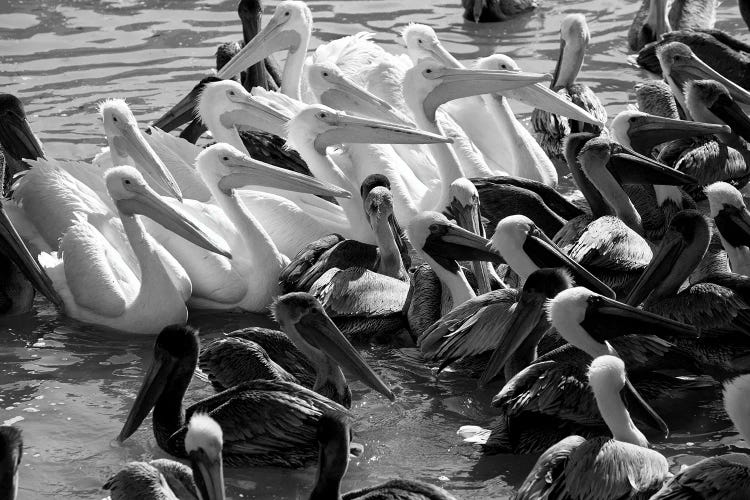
[2,0,750,498]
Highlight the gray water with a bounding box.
[0,0,748,498]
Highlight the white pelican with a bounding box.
[515,355,670,500]
[38,166,230,334]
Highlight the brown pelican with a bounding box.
[0,94,45,187]
[629,0,717,51]
[311,413,458,500]
[514,355,670,500]
[116,320,386,467]
[461,0,537,23]
[417,268,572,375]
[651,374,750,499]
[0,426,22,500]
[706,181,750,276]
[531,14,606,174]
[105,414,225,500]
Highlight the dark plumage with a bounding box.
[461,0,537,23]
[0,426,22,500]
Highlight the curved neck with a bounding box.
[552,41,585,89]
[418,251,475,307]
[373,216,406,279]
[151,359,195,454]
[281,41,309,100]
[204,116,248,155]
[570,155,611,218]
[421,115,465,212]
[584,162,643,233]
[285,323,348,404]
[593,385,648,446]
[505,320,550,380]
[646,0,670,42]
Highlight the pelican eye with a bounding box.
[318,112,327,119]
[124,179,131,185]
[500,64,507,69]
[424,68,433,74]
[112,116,118,122]
[229,90,236,96]
[428,223,439,232]
[322,71,329,77]
[222,156,230,161]
[284,11,290,16]
[417,39,423,44]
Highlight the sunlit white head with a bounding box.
[448,177,479,208]
[364,185,395,222]
[588,355,626,394]
[195,143,247,186]
[198,80,251,123]
[402,24,445,64]
[723,375,750,442]
[474,54,520,72]
[705,182,746,217]
[608,110,644,149]
[402,58,444,117]
[305,61,345,98]
[185,413,223,460]
[104,166,150,201]
[99,98,138,136]
[490,215,533,255]
[406,211,450,250]
[269,0,312,36]
[285,104,341,151]
[560,14,590,47]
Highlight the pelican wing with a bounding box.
[515,435,586,500]
[418,289,519,363]
[103,462,179,500]
[407,264,443,339]
[342,479,459,500]
[144,128,211,202]
[548,437,669,499]
[238,129,312,177]
[310,267,409,317]
[651,454,750,499]
[567,217,652,271]
[308,32,386,85]
[648,282,750,331]
[279,234,345,293]
[148,459,198,500]
[674,139,748,185]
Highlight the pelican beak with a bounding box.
[425,222,504,265]
[502,83,604,127]
[218,91,291,138]
[450,198,492,294]
[478,294,547,387]
[674,54,750,106]
[117,354,171,442]
[217,14,301,81]
[706,92,750,144]
[191,450,226,500]
[0,204,63,309]
[608,144,697,185]
[714,204,750,249]
[523,228,616,298]
[313,113,451,154]
[318,72,416,127]
[115,185,232,259]
[296,309,395,401]
[0,110,45,161]
[423,68,549,121]
[472,0,484,23]
[216,153,351,198]
[624,229,686,307]
[624,114,731,154]
[580,294,698,341]
[427,42,464,69]
[151,80,206,132]
[114,121,183,201]
[622,379,669,437]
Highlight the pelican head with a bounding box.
[401,23,461,69]
[626,210,710,307]
[185,414,225,500]
[99,99,182,200]
[360,173,391,200]
[313,413,352,498]
[491,215,615,298]
[198,80,291,138]
[0,426,22,500]
[305,61,415,127]
[609,109,730,155]
[403,58,549,122]
[705,182,750,251]
[685,79,750,144]
[578,135,696,186]
[363,185,395,231]
[549,14,589,90]
[271,292,395,402]
[0,93,45,162]
[151,76,222,133]
[656,42,750,106]
[286,104,451,155]
[118,325,200,443]
[105,166,231,259]
[724,375,750,442]
[218,0,312,80]
[478,268,575,386]
[407,211,502,272]
[636,0,669,50]
[196,143,350,198]
[447,177,481,233]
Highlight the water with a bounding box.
[0,0,748,498]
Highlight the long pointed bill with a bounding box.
[115,122,183,200]
[608,145,697,185]
[451,199,492,295]
[422,68,550,121]
[425,223,505,264]
[427,42,464,69]
[675,55,750,106]
[502,83,604,127]
[313,113,451,154]
[708,93,750,144]
[623,379,669,437]
[318,72,416,127]
[217,154,351,198]
[478,296,546,387]
[219,91,292,138]
[116,187,232,259]
[581,295,698,342]
[624,230,685,307]
[297,310,395,401]
[192,454,226,500]
[0,204,63,308]
[151,78,217,132]
[624,114,730,154]
[117,356,171,442]
[217,15,301,81]
[0,112,45,161]
[523,231,615,298]
[714,206,750,248]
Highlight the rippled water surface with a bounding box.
[1,0,749,498]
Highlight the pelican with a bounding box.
[531,14,606,174]
[0,426,22,500]
[311,413,458,500]
[629,0,717,51]
[0,93,45,186]
[38,167,230,334]
[651,374,750,499]
[514,355,670,500]
[706,182,750,276]
[458,287,697,454]
[461,0,537,23]
[105,414,225,500]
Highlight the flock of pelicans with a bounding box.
[4,0,750,497]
